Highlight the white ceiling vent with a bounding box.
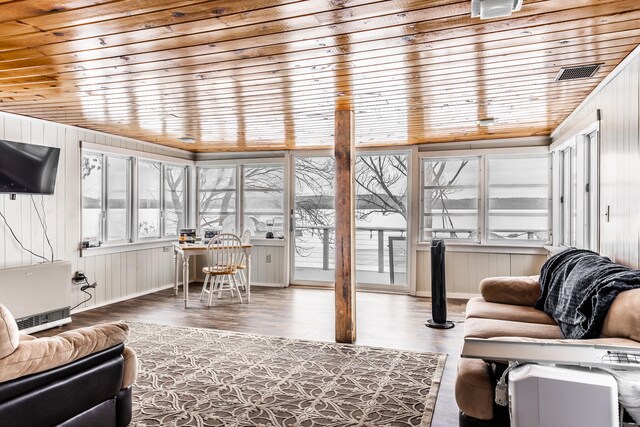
[555,64,602,82]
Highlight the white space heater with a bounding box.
[509,364,619,427]
[0,261,72,333]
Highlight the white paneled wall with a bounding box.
[250,244,286,286]
[191,244,286,287]
[415,249,547,298]
[552,50,640,269]
[0,111,193,311]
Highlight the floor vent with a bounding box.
[16,308,70,330]
[555,64,602,81]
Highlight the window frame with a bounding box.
[420,155,482,243]
[162,163,189,238]
[418,146,551,248]
[80,143,191,250]
[242,163,286,236]
[137,159,189,240]
[554,128,599,250]
[196,157,287,237]
[81,150,134,245]
[484,153,552,246]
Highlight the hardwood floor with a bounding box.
[37,285,467,427]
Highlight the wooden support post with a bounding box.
[334,109,356,344]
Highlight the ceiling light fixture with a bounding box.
[476,118,496,126]
[178,136,196,143]
[471,0,523,19]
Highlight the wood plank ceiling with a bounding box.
[0,0,638,152]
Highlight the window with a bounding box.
[243,165,285,236]
[561,146,576,245]
[199,166,237,233]
[292,156,336,281]
[164,165,187,237]
[355,154,408,286]
[558,130,598,249]
[486,155,550,243]
[137,161,187,239]
[420,153,551,246]
[81,148,188,246]
[81,153,104,242]
[138,161,161,238]
[81,153,132,244]
[198,162,286,236]
[421,157,480,241]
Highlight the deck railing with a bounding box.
[294,225,407,283]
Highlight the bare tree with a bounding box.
[423,160,470,239]
[199,168,236,231]
[164,166,186,236]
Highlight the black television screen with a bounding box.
[0,139,61,195]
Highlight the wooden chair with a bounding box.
[235,229,251,291]
[199,233,244,305]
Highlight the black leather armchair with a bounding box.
[0,304,136,427]
[0,343,132,427]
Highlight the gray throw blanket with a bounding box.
[535,248,640,339]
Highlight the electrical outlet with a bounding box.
[72,271,86,283]
[163,246,171,252]
[266,254,272,263]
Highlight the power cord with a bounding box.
[0,209,50,262]
[70,276,97,311]
[31,195,54,262]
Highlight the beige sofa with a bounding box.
[0,304,137,426]
[455,276,640,427]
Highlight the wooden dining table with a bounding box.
[173,242,253,308]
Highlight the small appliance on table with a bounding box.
[179,228,196,244]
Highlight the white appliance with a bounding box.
[509,364,619,427]
[0,261,72,333]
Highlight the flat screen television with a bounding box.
[0,139,61,195]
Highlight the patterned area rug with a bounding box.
[126,322,447,426]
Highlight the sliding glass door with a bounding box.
[292,156,336,283]
[291,153,408,289]
[355,153,408,289]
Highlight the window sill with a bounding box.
[416,242,549,255]
[543,245,568,255]
[80,239,177,257]
[251,238,285,247]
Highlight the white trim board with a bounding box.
[417,136,550,152]
[81,141,195,165]
[415,244,549,255]
[549,110,600,150]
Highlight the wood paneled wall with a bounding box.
[415,249,547,298]
[552,50,640,269]
[0,110,193,311]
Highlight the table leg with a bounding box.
[182,254,190,308]
[246,250,251,303]
[173,249,179,296]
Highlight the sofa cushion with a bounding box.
[455,359,494,421]
[464,317,563,340]
[466,297,557,326]
[479,276,541,307]
[121,346,137,389]
[601,289,640,343]
[0,322,129,383]
[0,304,19,359]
